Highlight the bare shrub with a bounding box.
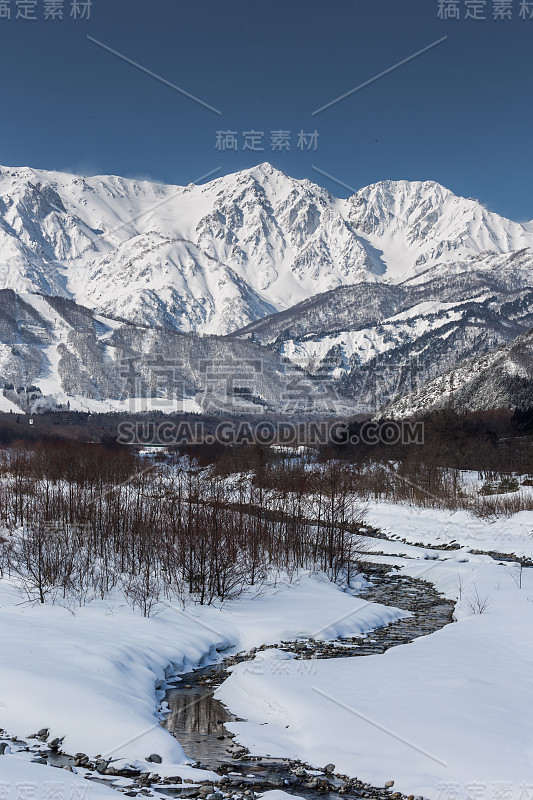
[464,585,492,615]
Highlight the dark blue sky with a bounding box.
[0,0,532,220]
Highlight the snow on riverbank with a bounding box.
[217,544,533,800]
[0,573,404,768]
[364,501,533,558]
[0,755,118,800]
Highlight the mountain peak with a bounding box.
[247,161,281,176]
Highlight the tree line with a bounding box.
[0,441,367,614]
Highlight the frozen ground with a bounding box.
[1,504,533,800]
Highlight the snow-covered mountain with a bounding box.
[229,247,533,411]
[346,179,532,280]
[1,162,532,335]
[3,278,531,416]
[0,290,357,416]
[232,248,533,344]
[1,161,532,416]
[383,328,533,417]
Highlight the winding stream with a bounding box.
[161,564,455,800]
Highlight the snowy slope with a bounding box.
[346,179,532,281]
[0,163,532,335]
[230,255,533,411]
[0,290,361,416]
[0,572,403,764]
[383,328,533,417]
[0,284,531,416]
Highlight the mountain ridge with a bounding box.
[1,162,532,336]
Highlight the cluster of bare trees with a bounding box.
[0,442,368,614]
[255,455,533,518]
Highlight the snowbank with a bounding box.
[217,551,533,799]
[365,501,533,558]
[0,573,403,766]
[0,755,117,800]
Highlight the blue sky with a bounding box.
[0,0,532,220]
